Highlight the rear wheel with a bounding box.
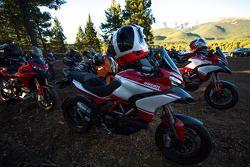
[62,97,93,133]
[37,85,57,111]
[204,81,238,109]
[155,123,212,165]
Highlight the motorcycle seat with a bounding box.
[69,71,121,97]
[176,60,190,68]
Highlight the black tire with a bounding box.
[62,96,92,133]
[155,123,212,165]
[204,81,238,110]
[0,89,7,105]
[37,85,57,111]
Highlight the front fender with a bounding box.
[173,112,203,126]
[219,80,236,87]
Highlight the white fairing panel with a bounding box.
[186,58,211,69]
[198,65,223,76]
[136,95,177,113]
[112,75,153,100]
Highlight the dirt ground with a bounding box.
[0,57,250,167]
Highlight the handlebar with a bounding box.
[140,66,159,73]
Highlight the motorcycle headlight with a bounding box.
[33,65,44,71]
[170,76,183,86]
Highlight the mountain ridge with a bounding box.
[153,18,250,41]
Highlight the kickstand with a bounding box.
[101,123,112,135]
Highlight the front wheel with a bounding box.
[155,123,212,165]
[37,85,57,111]
[0,79,11,105]
[204,81,238,109]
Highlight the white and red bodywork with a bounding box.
[72,68,184,123]
[179,52,226,80]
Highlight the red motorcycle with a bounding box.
[0,47,56,111]
[167,46,238,109]
[59,47,212,165]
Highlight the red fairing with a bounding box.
[116,51,149,65]
[184,52,196,58]
[193,53,219,64]
[75,86,120,105]
[118,68,182,91]
[17,62,47,79]
[179,67,193,74]
[17,63,33,78]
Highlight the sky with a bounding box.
[44,0,250,43]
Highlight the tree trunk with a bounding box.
[60,36,66,52]
[36,23,47,51]
[17,1,38,46]
[12,23,21,42]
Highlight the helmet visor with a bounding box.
[116,26,134,52]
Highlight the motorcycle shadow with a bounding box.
[0,98,39,113]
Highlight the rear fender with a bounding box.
[219,80,236,87]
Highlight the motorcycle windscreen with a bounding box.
[26,54,46,65]
[216,47,228,65]
[160,48,181,75]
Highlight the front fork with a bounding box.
[211,73,222,94]
[34,78,48,100]
[162,104,185,143]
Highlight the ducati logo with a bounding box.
[143,82,160,90]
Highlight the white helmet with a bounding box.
[107,24,149,65]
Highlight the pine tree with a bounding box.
[33,10,53,51]
[100,0,123,42]
[50,17,66,52]
[75,26,86,52]
[0,0,65,46]
[123,0,155,44]
[0,0,29,44]
[84,14,101,52]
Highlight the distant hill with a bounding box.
[154,18,250,41]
